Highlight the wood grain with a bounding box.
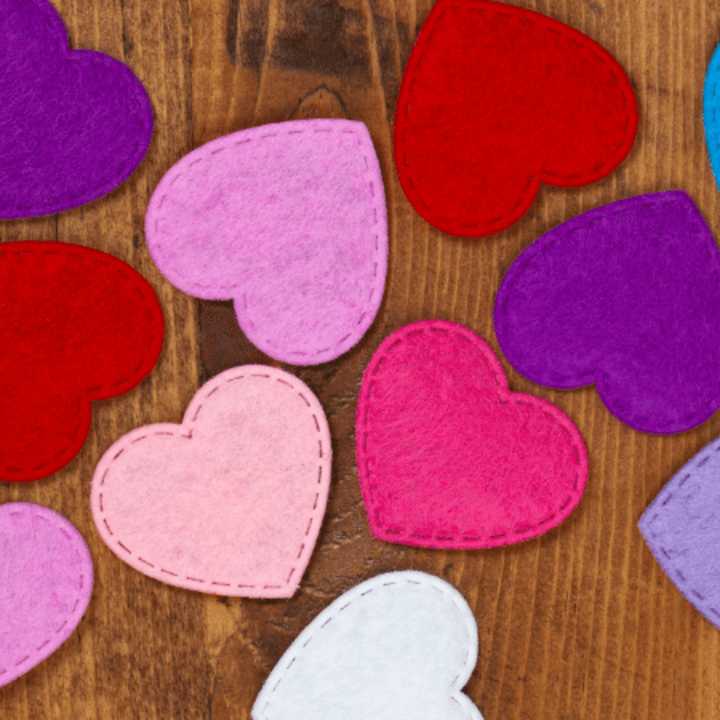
[3,0,720,717]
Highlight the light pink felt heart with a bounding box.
[145,118,388,366]
[91,366,332,597]
[0,503,93,688]
[356,320,588,549]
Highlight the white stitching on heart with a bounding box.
[255,572,479,719]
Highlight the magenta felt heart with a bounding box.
[356,320,588,549]
[0,503,93,688]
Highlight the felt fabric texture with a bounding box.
[252,571,483,720]
[0,242,164,482]
[394,0,638,238]
[0,0,153,219]
[145,118,388,366]
[356,320,588,549]
[704,44,720,194]
[0,503,93,688]
[494,191,720,435]
[91,365,332,598]
[639,436,720,631]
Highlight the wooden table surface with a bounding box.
[2,0,720,717]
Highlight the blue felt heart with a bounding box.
[703,44,720,192]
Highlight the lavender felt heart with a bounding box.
[639,437,720,630]
[0,503,93,687]
[0,0,153,218]
[494,191,720,434]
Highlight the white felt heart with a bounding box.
[253,571,483,720]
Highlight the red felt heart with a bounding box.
[0,242,164,482]
[394,0,638,237]
[356,320,588,549]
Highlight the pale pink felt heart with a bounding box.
[145,118,388,366]
[91,366,332,597]
[0,503,93,688]
[356,320,588,548]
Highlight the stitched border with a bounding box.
[639,439,720,624]
[0,242,163,480]
[146,119,387,364]
[494,191,720,434]
[92,366,332,597]
[253,571,480,720]
[703,44,720,189]
[0,503,93,687]
[394,0,638,235]
[1,0,152,218]
[356,319,588,548]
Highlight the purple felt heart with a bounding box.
[639,437,720,630]
[0,0,153,218]
[494,191,720,434]
[0,503,93,687]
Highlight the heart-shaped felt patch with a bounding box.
[639,437,720,631]
[0,242,164,482]
[145,118,387,365]
[704,43,720,195]
[252,571,483,720]
[394,0,638,237]
[91,365,332,597]
[356,320,587,549]
[494,191,720,434]
[0,503,93,688]
[0,0,153,218]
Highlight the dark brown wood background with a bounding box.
[2,0,720,717]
